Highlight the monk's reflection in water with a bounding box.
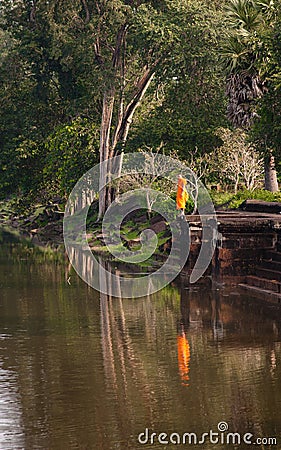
[177,283,191,386]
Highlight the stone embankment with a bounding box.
[184,201,281,302]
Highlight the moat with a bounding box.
[0,230,280,449]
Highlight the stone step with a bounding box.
[261,259,281,272]
[246,275,281,293]
[264,250,281,263]
[239,283,281,302]
[221,234,275,249]
[255,267,281,282]
[239,199,281,214]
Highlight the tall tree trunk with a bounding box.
[98,68,156,219]
[264,151,279,192]
[98,89,115,220]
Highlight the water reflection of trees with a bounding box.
[99,260,178,443]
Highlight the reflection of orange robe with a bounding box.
[177,333,190,385]
[176,176,188,210]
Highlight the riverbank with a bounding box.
[2,189,281,247]
[3,197,281,302]
[0,199,65,246]
[0,199,173,259]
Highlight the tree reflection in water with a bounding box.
[99,258,157,441]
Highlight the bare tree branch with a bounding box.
[81,0,90,24]
[112,62,159,152]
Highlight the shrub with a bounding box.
[211,189,281,209]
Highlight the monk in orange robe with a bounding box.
[176,175,189,213]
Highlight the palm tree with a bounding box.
[224,0,267,126]
[223,0,278,191]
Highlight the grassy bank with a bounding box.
[210,189,281,210]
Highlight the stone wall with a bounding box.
[184,215,280,281]
[213,228,276,280]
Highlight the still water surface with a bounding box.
[0,231,281,450]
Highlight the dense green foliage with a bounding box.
[43,118,99,196]
[0,0,280,206]
[128,2,228,157]
[0,0,100,198]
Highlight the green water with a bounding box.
[0,230,280,449]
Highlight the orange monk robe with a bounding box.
[176,176,189,210]
[177,333,190,385]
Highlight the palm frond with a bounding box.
[225,0,261,31]
[254,0,276,21]
[221,35,253,72]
